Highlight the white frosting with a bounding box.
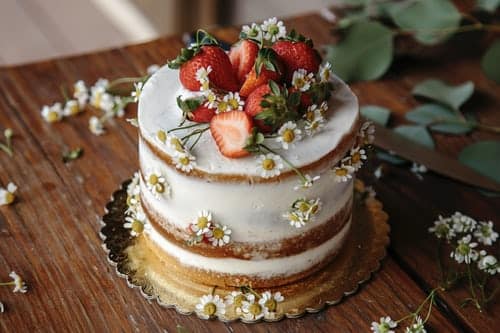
[146,217,351,278]
[138,65,359,176]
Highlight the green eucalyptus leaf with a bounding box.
[388,0,461,45]
[481,40,500,84]
[412,79,474,110]
[405,104,473,134]
[360,105,391,126]
[458,141,500,183]
[477,0,500,12]
[325,20,394,82]
[376,150,407,165]
[393,125,435,149]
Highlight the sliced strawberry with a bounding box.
[272,41,320,82]
[239,66,281,98]
[179,45,239,92]
[244,84,273,133]
[210,111,253,158]
[228,40,259,84]
[188,105,216,123]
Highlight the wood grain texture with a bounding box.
[0,13,499,332]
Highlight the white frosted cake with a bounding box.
[126,19,372,289]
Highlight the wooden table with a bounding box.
[0,13,498,332]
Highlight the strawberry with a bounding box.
[244,84,273,133]
[272,40,320,82]
[188,105,216,123]
[288,87,312,108]
[177,45,239,92]
[239,67,281,97]
[228,40,259,84]
[210,111,253,158]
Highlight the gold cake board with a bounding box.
[100,179,390,323]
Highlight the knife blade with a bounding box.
[371,122,500,192]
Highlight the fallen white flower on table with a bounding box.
[0,182,17,206]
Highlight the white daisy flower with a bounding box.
[258,291,284,318]
[90,85,106,109]
[283,211,306,228]
[203,90,219,109]
[304,113,325,136]
[276,121,302,150]
[195,66,212,85]
[349,146,367,170]
[428,215,455,241]
[99,93,115,113]
[166,134,186,153]
[41,103,63,123]
[190,210,213,236]
[113,96,125,117]
[94,78,109,89]
[371,316,397,333]
[126,172,141,214]
[145,170,169,199]
[223,92,244,111]
[256,153,284,179]
[241,294,267,321]
[131,81,143,103]
[147,64,160,75]
[209,223,232,247]
[405,316,426,333]
[89,116,105,136]
[124,210,150,237]
[473,221,498,246]
[0,301,3,313]
[63,100,81,117]
[9,271,27,293]
[173,151,196,173]
[292,68,315,92]
[195,294,226,319]
[318,62,333,83]
[303,104,323,122]
[292,198,321,220]
[319,100,329,116]
[156,130,167,144]
[241,23,262,41]
[261,17,286,42]
[73,80,89,108]
[294,174,320,190]
[225,291,248,314]
[477,251,500,275]
[451,234,479,264]
[0,182,17,206]
[333,161,355,182]
[359,121,375,145]
[451,212,477,234]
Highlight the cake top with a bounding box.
[138,18,369,183]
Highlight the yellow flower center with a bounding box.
[234,294,246,307]
[4,192,15,204]
[47,111,59,122]
[351,152,360,163]
[213,228,224,239]
[323,70,330,81]
[228,98,240,110]
[68,104,79,115]
[298,202,309,212]
[170,138,184,152]
[157,130,166,143]
[131,220,144,233]
[335,168,348,176]
[201,81,210,91]
[310,121,319,130]
[207,93,216,103]
[265,299,277,312]
[92,93,102,108]
[305,111,315,122]
[310,204,319,215]
[218,101,228,113]
[179,156,190,165]
[249,303,262,316]
[262,158,275,171]
[282,129,295,143]
[148,174,158,185]
[155,183,165,193]
[295,77,305,88]
[203,302,217,316]
[197,216,209,229]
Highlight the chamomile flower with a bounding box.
[202,89,219,109]
[90,85,106,109]
[292,68,315,92]
[155,129,167,144]
[256,153,284,179]
[241,23,263,41]
[359,121,375,145]
[173,151,196,173]
[451,235,479,264]
[294,174,320,190]
[9,271,27,293]
[293,198,321,220]
[145,170,169,199]
[209,223,232,247]
[166,134,186,153]
[89,116,105,136]
[195,66,212,85]
[94,78,109,89]
[223,92,244,111]
[473,221,498,246]
[276,121,302,149]
[147,64,160,75]
[428,215,455,241]
[113,96,126,117]
[63,99,81,116]
[283,210,307,228]
[348,146,367,171]
[304,118,325,136]
[195,294,226,320]
[259,291,284,318]
[126,172,141,214]
[124,210,149,237]
[261,17,286,42]
[451,212,477,234]
[190,210,213,236]
[477,251,500,275]
[73,80,89,108]
[405,316,426,333]
[318,62,333,83]
[0,182,17,206]
[41,103,63,123]
[131,81,143,103]
[241,294,266,321]
[303,104,323,122]
[319,101,329,116]
[332,160,355,182]
[98,93,115,113]
[371,316,397,333]
[225,291,248,313]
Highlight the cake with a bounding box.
[126,19,372,297]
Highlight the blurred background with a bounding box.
[1,0,337,66]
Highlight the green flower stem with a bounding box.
[168,123,205,133]
[0,282,14,286]
[260,144,307,183]
[181,127,209,143]
[60,85,70,102]
[485,284,500,303]
[466,264,481,310]
[189,128,208,150]
[0,143,13,157]
[241,285,261,299]
[107,76,147,90]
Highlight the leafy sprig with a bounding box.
[255,81,301,131]
[254,48,280,76]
